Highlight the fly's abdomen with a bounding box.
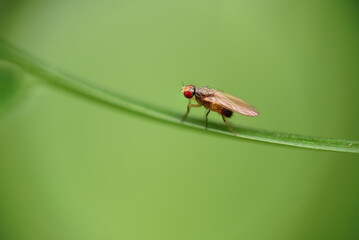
[222,109,233,118]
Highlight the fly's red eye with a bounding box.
[184,91,193,98]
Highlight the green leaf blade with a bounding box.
[0,39,358,153]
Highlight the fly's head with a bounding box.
[181,85,195,99]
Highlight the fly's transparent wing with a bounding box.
[214,91,259,116]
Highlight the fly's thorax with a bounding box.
[195,87,218,110]
[195,87,215,100]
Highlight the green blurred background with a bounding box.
[0,0,359,239]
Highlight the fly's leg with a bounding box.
[222,115,237,136]
[205,110,211,129]
[181,100,202,122]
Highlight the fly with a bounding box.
[180,85,259,136]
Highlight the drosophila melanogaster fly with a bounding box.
[181,85,259,136]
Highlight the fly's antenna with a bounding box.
[179,81,184,92]
[179,81,185,92]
